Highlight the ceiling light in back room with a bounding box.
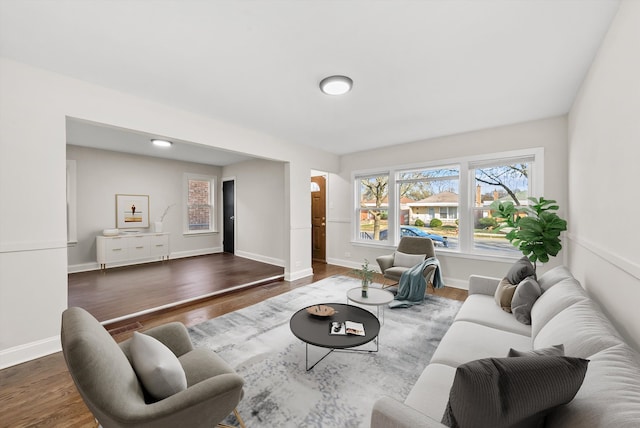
[151,139,172,147]
[319,75,353,95]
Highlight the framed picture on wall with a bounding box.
[116,194,149,229]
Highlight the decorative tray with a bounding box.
[306,305,337,317]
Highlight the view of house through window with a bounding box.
[185,174,215,232]
[472,159,531,255]
[354,149,540,257]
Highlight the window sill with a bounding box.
[183,230,218,237]
[351,239,520,264]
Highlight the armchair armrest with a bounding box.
[142,322,195,357]
[468,275,502,296]
[371,396,446,428]
[376,254,395,273]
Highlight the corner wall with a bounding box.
[567,0,640,351]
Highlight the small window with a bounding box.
[184,173,216,234]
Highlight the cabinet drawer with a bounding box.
[104,238,128,262]
[127,235,150,259]
[150,234,169,257]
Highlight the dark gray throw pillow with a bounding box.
[441,356,588,428]
[511,276,542,325]
[506,256,536,284]
[508,344,565,357]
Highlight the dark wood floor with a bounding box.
[69,253,285,322]
[1,259,467,428]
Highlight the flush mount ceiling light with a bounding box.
[151,139,172,148]
[319,75,353,95]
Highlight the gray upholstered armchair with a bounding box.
[376,236,437,289]
[61,307,245,428]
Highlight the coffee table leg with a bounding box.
[305,343,335,371]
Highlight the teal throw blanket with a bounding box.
[389,257,443,308]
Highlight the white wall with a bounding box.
[0,57,339,368]
[567,1,640,351]
[330,116,569,287]
[66,145,223,270]
[223,159,286,266]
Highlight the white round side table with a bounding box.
[346,287,394,325]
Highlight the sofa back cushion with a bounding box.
[545,343,640,428]
[530,278,589,339]
[534,300,624,358]
[537,265,574,292]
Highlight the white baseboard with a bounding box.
[68,247,223,273]
[0,335,61,370]
[286,268,314,281]
[234,250,285,267]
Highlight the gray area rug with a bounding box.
[188,275,462,428]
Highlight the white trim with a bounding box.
[68,247,222,273]
[568,233,640,281]
[66,160,77,244]
[0,240,68,253]
[234,250,284,267]
[285,267,314,281]
[0,335,61,370]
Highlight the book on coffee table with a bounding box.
[329,321,365,336]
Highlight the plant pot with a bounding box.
[153,221,163,233]
[361,280,370,298]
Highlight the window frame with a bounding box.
[352,148,544,260]
[183,173,217,235]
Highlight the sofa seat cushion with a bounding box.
[534,300,625,358]
[530,277,589,338]
[178,348,237,387]
[404,363,457,422]
[454,294,532,336]
[430,321,531,367]
[383,266,409,281]
[546,343,640,428]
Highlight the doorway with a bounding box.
[311,175,326,263]
[223,179,235,254]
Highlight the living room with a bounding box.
[1,0,639,425]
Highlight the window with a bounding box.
[356,173,390,241]
[353,148,543,258]
[184,173,216,234]
[397,167,460,249]
[471,157,533,256]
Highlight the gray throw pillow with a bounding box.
[508,344,565,357]
[441,356,589,428]
[130,331,188,400]
[494,278,517,313]
[511,276,542,325]
[393,251,425,268]
[506,256,536,284]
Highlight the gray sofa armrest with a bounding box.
[371,396,446,428]
[141,322,195,357]
[468,275,501,296]
[376,254,395,273]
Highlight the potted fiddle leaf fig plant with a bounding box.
[490,197,567,270]
[352,259,375,297]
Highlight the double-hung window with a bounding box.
[356,173,390,241]
[184,173,216,234]
[353,148,543,258]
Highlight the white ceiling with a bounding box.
[0,0,621,164]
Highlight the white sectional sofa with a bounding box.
[371,265,640,427]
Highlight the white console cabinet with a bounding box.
[97,233,170,270]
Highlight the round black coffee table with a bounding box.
[290,303,381,370]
